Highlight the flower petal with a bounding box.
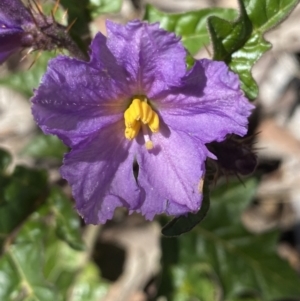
[0,0,31,64]
[32,33,131,147]
[61,121,142,224]
[106,20,186,97]
[0,32,23,63]
[157,59,254,143]
[134,124,207,220]
[0,0,32,27]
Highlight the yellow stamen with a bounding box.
[124,97,160,149]
[144,109,154,124]
[148,113,159,132]
[124,109,137,128]
[140,101,149,123]
[131,98,142,120]
[125,122,141,140]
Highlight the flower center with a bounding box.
[124,96,159,150]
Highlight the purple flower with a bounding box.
[0,0,33,63]
[32,20,253,224]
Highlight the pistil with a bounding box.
[142,124,154,150]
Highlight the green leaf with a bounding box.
[0,186,105,300]
[207,0,252,62]
[89,0,122,18]
[0,242,59,301]
[231,298,262,301]
[47,188,85,250]
[144,5,238,55]
[162,178,210,236]
[171,265,218,301]
[22,134,67,160]
[44,233,108,301]
[0,52,54,97]
[160,179,300,300]
[0,166,48,249]
[67,263,109,301]
[208,0,300,99]
[60,0,91,53]
[175,179,300,300]
[0,200,66,300]
[0,148,12,174]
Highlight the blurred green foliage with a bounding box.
[0,52,54,98]
[0,149,108,300]
[0,149,48,251]
[159,179,300,301]
[22,134,68,161]
[89,0,123,18]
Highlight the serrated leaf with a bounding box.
[176,179,300,300]
[0,52,54,97]
[162,179,210,236]
[145,5,238,55]
[47,188,85,250]
[22,134,67,160]
[208,0,300,99]
[89,0,122,18]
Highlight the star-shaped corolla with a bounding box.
[32,20,253,224]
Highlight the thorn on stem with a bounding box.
[66,18,77,32]
[28,51,42,69]
[53,0,60,14]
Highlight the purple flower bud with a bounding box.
[20,32,35,47]
[0,0,33,63]
[207,135,258,177]
[0,0,85,64]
